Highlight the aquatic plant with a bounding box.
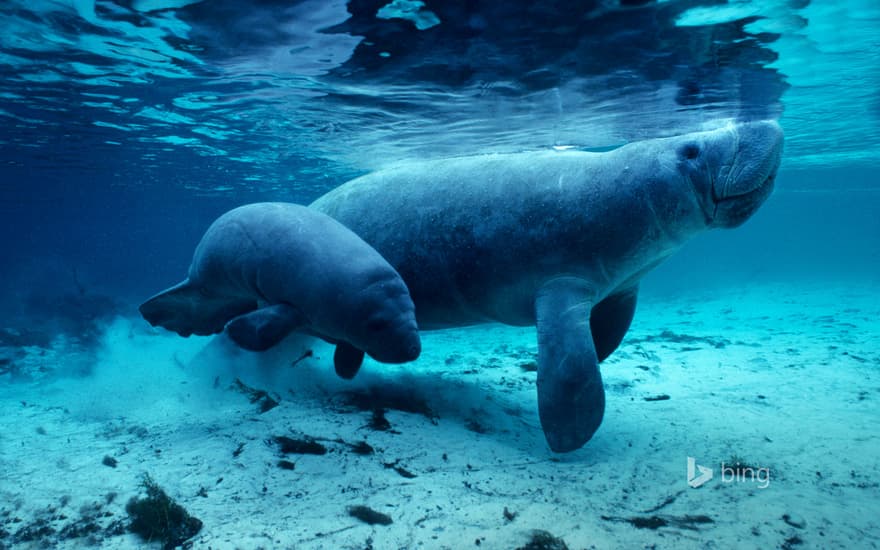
[125,474,202,550]
[516,530,569,550]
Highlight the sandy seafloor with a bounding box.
[1,281,878,550]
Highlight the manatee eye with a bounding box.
[680,143,700,160]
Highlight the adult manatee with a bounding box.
[140,202,421,378]
[311,121,784,452]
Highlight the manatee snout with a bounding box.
[364,309,421,364]
[353,278,422,365]
[379,323,422,363]
[710,120,783,228]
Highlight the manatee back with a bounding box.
[195,203,403,330]
[311,151,685,327]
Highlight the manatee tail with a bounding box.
[139,279,257,337]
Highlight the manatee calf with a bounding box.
[311,121,784,452]
[140,202,421,378]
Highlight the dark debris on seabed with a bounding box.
[626,329,731,350]
[267,430,423,480]
[0,492,126,549]
[347,505,393,526]
[336,383,438,424]
[231,378,280,413]
[601,513,714,531]
[0,473,205,549]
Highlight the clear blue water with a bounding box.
[1,0,878,306]
[1,1,879,548]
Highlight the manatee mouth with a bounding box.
[714,171,775,205]
[365,322,421,363]
[711,171,776,227]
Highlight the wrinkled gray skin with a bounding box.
[140,202,421,378]
[311,121,784,452]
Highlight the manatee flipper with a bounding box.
[224,304,307,352]
[333,342,365,380]
[590,286,638,363]
[535,277,605,453]
[139,279,257,337]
